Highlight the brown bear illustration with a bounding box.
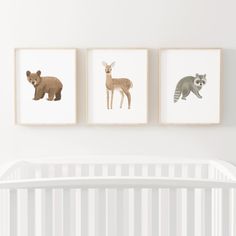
[26,70,63,101]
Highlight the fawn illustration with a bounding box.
[102,61,133,109]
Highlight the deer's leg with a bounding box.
[110,90,114,109]
[124,90,131,109]
[106,89,109,109]
[120,91,124,108]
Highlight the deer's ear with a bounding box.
[102,61,107,67]
[110,62,116,67]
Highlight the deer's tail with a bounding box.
[130,81,133,88]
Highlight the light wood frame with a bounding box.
[86,48,149,125]
[158,48,222,125]
[14,48,78,126]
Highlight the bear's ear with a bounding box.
[36,70,41,76]
[26,71,31,77]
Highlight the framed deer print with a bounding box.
[159,48,221,124]
[87,49,148,124]
[15,48,77,125]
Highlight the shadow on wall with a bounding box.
[147,49,159,124]
[222,49,236,126]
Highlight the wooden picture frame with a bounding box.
[159,48,222,125]
[15,48,77,125]
[86,48,149,125]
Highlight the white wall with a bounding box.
[0,0,235,163]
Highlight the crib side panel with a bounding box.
[1,162,236,236]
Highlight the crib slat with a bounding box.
[152,188,159,236]
[107,165,117,236]
[134,165,142,236]
[117,188,124,236]
[187,189,195,236]
[81,188,88,236]
[28,189,35,236]
[161,164,169,177]
[63,188,76,236]
[107,189,117,236]
[53,189,63,236]
[215,188,220,236]
[10,190,17,236]
[176,189,183,236]
[142,188,151,236]
[95,188,106,236]
[94,165,106,236]
[70,189,76,236]
[63,188,71,236]
[222,188,230,236]
[80,165,89,236]
[160,189,168,236]
[44,189,52,236]
[134,188,141,236]
[121,166,129,236]
[233,189,236,236]
[169,188,177,236]
[205,189,212,236]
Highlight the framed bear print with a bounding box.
[87,49,148,124]
[15,48,77,125]
[159,48,222,124]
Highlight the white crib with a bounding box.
[0,158,236,236]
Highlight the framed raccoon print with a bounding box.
[15,48,77,125]
[159,48,221,124]
[87,49,148,124]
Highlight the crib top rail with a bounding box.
[0,176,236,190]
[0,159,236,184]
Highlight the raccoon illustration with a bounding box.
[174,74,206,103]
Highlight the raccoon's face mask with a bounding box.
[194,74,206,88]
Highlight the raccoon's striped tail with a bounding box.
[174,85,181,103]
